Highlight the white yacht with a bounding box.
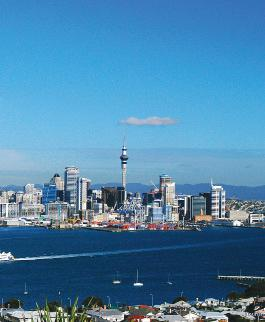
[167,273,173,285]
[0,252,15,261]
[133,269,143,287]
[24,282,28,295]
[112,271,121,285]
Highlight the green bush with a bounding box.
[82,296,104,308]
[4,298,23,309]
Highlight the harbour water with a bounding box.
[0,227,264,308]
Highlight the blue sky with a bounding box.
[0,0,265,185]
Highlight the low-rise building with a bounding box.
[86,309,125,322]
[248,213,265,225]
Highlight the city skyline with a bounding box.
[1,1,265,184]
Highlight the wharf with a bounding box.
[87,226,194,233]
[218,275,265,281]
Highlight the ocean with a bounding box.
[0,226,264,309]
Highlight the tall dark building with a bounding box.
[101,187,119,211]
[200,192,211,215]
[189,195,206,220]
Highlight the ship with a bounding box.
[0,252,15,261]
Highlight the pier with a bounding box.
[218,275,265,281]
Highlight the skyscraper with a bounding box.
[189,195,206,220]
[42,183,57,205]
[50,173,64,191]
[159,174,172,192]
[77,177,91,212]
[64,166,79,212]
[160,174,176,206]
[211,182,226,219]
[163,182,176,205]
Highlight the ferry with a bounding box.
[0,252,15,261]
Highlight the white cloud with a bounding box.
[120,116,177,126]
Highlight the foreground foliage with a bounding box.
[36,298,91,322]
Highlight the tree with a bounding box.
[227,291,240,301]
[226,313,250,322]
[37,298,89,321]
[82,296,104,308]
[4,298,23,309]
[243,281,265,297]
[46,301,61,312]
[172,296,188,303]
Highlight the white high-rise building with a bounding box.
[159,174,172,192]
[211,182,226,219]
[163,182,176,205]
[64,166,79,211]
[77,177,91,212]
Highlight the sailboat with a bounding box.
[24,282,28,295]
[133,269,143,287]
[166,273,173,285]
[112,271,121,285]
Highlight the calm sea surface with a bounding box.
[0,227,264,308]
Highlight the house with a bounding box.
[156,313,186,322]
[2,310,64,321]
[204,298,220,307]
[182,310,202,321]
[199,311,228,322]
[86,309,125,322]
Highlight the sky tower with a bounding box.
[120,143,128,190]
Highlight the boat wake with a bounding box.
[13,236,262,262]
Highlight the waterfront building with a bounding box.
[19,203,44,218]
[189,195,206,220]
[211,183,226,219]
[64,166,80,212]
[149,205,164,223]
[0,203,19,218]
[42,184,57,205]
[200,192,212,215]
[178,195,190,220]
[45,201,69,222]
[77,177,91,212]
[248,212,265,225]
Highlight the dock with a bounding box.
[218,275,265,281]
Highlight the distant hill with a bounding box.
[92,182,265,201]
[0,183,264,201]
